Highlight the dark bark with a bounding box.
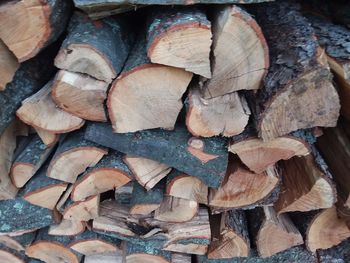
[0,244,28,262]
[115,182,134,205]
[317,238,350,263]
[84,122,228,188]
[68,230,122,250]
[125,241,172,261]
[130,181,164,209]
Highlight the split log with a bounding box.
[172,253,191,263]
[48,220,86,236]
[146,7,211,78]
[11,134,55,188]
[256,206,303,257]
[48,129,108,183]
[186,88,250,137]
[209,156,279,210]
[125,242,171,263]
[317,238,350,263]
[274,152,336,214]
[129,182,164,215]
[0,39,19,90]
[52,70,109,122]
[0,231,36,252]
[35,128,59,148]
[115,182,134,205]
[62,195,100,221]
[208,210,250,259]
[26,228,80,263]
[85,122,228,188]
[69,230,122,256]
[166,170,208,204]
[71,151,132,201]
[56,185,74,213]
[200,5,268,98]
[124,156,171,191]
[55,12,132,83]
[0,0,71,62]
[0,245,28,263]
[84,251,123,263]
[16,81,85,134]
[247,1,340,140]
[108,35,192,134]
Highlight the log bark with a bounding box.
[108,34,192,133]
[62,195,100,221]
[48,219,86,236]
[208,210,250,259]
[0,231,36,252]
[0,39,19,90]
[146,7,211,78]
[71,151,132,201]
[84,251,123,263]
[317,238,350,263]
[55,12,133,83]
[84,122,228,188]
[186,87,250,137]
[124,156,171,191]
[48,129,108,183]
[52,70,109,122]
[0,244,28,263]
[125,242,171,263]
[115,182,134,205]
[200,5,268,98]
[35,128,59,148]
[247,1,340,140]
[11,134,55,188]
[172,253,191,263]
[0,0,71,62]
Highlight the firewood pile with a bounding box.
[1,0,350,262]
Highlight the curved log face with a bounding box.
[63,195,100,221]
[0,39,19,91]
[126,254,170,263]
[35,128,59,148]
[0,250,24,263]
[26,242,79,263]
[70,240,118,256]
[49,220,86,236]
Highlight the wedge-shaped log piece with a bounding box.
[125,242,171,263]
[186,88,250,137]
[56,184,74,213]
[49,220,86,236]
[306,206,350,252]
[48,129,108,183]
[166,170,208,204]
[35,128,59,148]
[108,35,192,133]
[274,152,336,214]
[318,238,350,263]
[147,7,211,78]
[200,5,268,98]
[17,81,85,134]
[62,195,100,221]
[124,156,171,191]
[248,1,340,140]
[85,122,228,188]
[0,0,71,62]
[52,70,109,122]
[209,156,279,209]
[69,230,122,256]
[55,12,132,83]
[11,134,55,188]
[71,151,132,201]
[208,210,250,259]
[0,39,19,90]
[84,250,123,263]
[26,227,80,263]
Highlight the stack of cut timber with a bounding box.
[0,0,350,262]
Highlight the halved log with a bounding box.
[84,251,123,263]
[274,152,336,214]
[0,39,19,91]
[125,242,171,263]
[0,231,36,252]
[0,0,71,62]
[146,7,211,78]
[71,151,132,201]
[317,238,350,263]
[62,195,100,221]
[115,182,134,205]
[186,88,250,137]
[257,206,303,257]
[55,12,132,83]
[166,171,208,204]
[208,210,250,259]
[49,220,86,236]
[154,196,198,223]
[200,5,268,98]
[247,1,340,140]
[85,122,228,188]
[35,128,59,148]
[69,230,122,256]
[11,134,55,188]
[52,70,109,122]
[48,129,108,183]
[124,156,171,191]
[16,81,85,134]
[108,34,192,133]
[306,206,350,252]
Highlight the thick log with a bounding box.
[247,1,340,140]
[71,151,132,201]
[208,210,250,259]
[125,242,171,263]
[146,7,211,78]
[55,12,132,83]
[124,156,171,191]
[186,88,250,137]
[11,134,55,188]
[0,39,19,90]
[62,195,100,221]
[52,70,109,122]
[108,34,192,133]
[35,128,59,148]
[200,5,268,98]
[48,219,86,236]
[317,238,350,263]
[0,0,71,62]
[84,122,228,188]
[48,129,108,183]
[274,152,336,214]
[84,251,123,263]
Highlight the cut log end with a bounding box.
[70,240,119,256]
[63,195,100,221]
[0,39,19,90]
[126,254,170,263]
[0,250,24,263]
[48,220,86,236]
[10,164,34,188]
[35,128,59,148]
[129,204,161,216]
